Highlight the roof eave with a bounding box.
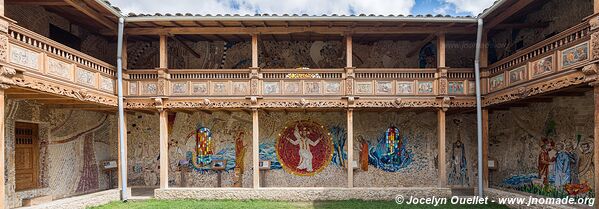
[124,15,478,23]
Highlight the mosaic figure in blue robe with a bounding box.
[553,143,572,187]
[448,140,469,186]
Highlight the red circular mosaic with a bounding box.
[276,121,333,176]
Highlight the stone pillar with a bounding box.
[159,109,169,189]
[252,109,259,188]
[482,108,489,189]
[437,109,446,187]
[347,108,354,187]
[117,114,128,190]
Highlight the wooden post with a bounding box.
[594,86,599,209]
[437,33,446,68]
[252,109,259,188]
[252,34,258,68]
[0,89,5,208]
[159,109,169,189]
[347,109,354,187]
[346,35,352,68]
[438,109,446,187]
[117,114,128,190]
[595,0,599,14]
[122,36,128,70]
[482,108,489,189]
[159,35,168,69]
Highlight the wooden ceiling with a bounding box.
[6,0,120,32]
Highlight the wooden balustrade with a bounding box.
[7,23,117,94]
[125,68,476,97]
[485,21,591,94]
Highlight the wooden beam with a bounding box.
[438,109,446,187]
[437,33,446,68]
[485,0,535,29]
[64,0,116,30]
[0,89,5,208]
[251,34,258,68]
[346,35,352,68]
[123,36,128,69]
[159,109,169,189]
[117,26,477,36]
[406,33,436,58]
[6,0,69,5]
[492,22,550,30]
[252,109,259,188]
[594,85,599,209]
[482,108,489,189]
[172,36,202,59]
[159,35,168,69]
[347,109,354,187]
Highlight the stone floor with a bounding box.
[130,187,157,200]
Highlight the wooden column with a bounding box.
[437,33,446,68]
[594,86,599,209]
[117,114,128,190]
[159,35,168,69]
[122,36,128,70]
[346,35,352,68]
[482,108,489,189]
[595,0,599,14]
[159,109,169,189]
[252,109,259,188]
[437,109,447,187]
[0,89,5,208]
[347,109,354,187]
[252,34,258,68]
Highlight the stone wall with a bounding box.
[5,5,117,64]
[489,92,594,198]
[126,39,476,69]
[126,110,476,188]
[488,0,593,63]
[4,100,118,208]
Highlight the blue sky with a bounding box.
[111,0,495,17]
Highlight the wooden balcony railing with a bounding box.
[125,68,476,98]
[485,21,591,94]
[7,23,117,94]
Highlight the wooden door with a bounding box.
[15,122,39,191]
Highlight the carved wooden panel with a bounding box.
[47,57,72,80]
[75,67,96,87]
[99,76,114,92]
[10,44,39,70]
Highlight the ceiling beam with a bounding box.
[112,26,476,36]
[6,0,69,5]
[485,0,535,30]
[64,0,116,30]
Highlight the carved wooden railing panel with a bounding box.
[7,24,117,95]
[261,68,345,96]
[485,21,591,95]
[125,68,475,98]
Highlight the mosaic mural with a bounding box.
[491,94,595,199]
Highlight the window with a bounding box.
[15,122,40,191]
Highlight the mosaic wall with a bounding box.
[489,92,595,198]
[488,0,592,63]
[4,100,118,208]
[126,110,476,188]
[126,39,476,69]
[5,5,117,64]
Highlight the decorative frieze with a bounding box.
[12,77,117,106]
[99,76,114,92]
